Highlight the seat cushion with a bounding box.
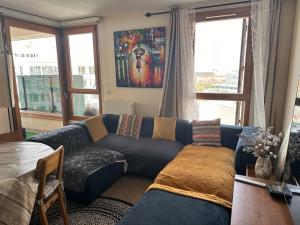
[117,189,230,225]
[93,134,184,178]
[65,162,125,204]
[63,145,126,193]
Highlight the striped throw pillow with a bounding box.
[116,114,143,139]
[192,119,221,146]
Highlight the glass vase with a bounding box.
[255,156,272,179]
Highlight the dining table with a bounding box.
[0,141,53,225]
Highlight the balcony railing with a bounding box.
[17,75,62,113]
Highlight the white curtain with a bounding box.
[159,8,198,121]
[250,0,283,129]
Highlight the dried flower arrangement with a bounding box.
[242,127,282,159]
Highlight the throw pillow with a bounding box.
[152,117,176,141]
[192,119,221,146]
[85,115,108,142]
[116,114,143,139]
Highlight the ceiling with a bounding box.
[0,0,215,21]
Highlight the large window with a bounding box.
[194,7,253,125]
[64,26,100,120]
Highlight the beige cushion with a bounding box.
[152,117,176,141]
[85,115,108,142]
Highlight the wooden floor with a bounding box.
[102,175,153,204]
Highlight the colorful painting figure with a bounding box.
[114,27,165,88]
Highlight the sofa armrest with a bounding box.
[220,125,243,150]
[234,126,257,175]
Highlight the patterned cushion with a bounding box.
[116,114,143,139]
[192,119,221,146]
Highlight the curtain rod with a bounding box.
[145,1,251,17]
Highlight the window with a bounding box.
[10,27,63,115]
[64,26,100,119]
[194,7,252,125]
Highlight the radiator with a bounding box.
[103,100,135,115]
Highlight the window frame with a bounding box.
[194,6,253,125]
[63,25,101,121]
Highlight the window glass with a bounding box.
[72,94,99,116]
[197,100,238,125]
[194,18,245,94]
[10,27,62,114]
[68,33,96,89]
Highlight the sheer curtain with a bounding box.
[159,8,198,121]
[250,0,283,129]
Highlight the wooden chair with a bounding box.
[35,146,70,225]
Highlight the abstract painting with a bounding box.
[113,27,165,88]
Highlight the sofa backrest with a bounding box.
[27,125,92,153]
[102,114,190,144]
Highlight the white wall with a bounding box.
[100,13,169,116]
[283,0,300,132]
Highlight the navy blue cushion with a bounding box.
[117,189,230,225]
[235,126,257,175]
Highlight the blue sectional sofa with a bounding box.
[28,114,247,206]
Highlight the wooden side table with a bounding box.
[230,175,296,225]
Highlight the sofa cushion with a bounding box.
[65,162,125,204]
[92,134,184,178]
[117,189,230,225]
[192,119,221,146]
[85,115,108,142]
[187,124,242,150]
[27,125,92,154]
[152,117,176,141]
[141,117,189,144]
[116,114,143,139]
[63,145,126,193]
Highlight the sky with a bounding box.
[194,18,244,74]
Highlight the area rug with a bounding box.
[30,197,132,225]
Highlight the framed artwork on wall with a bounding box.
[113,26,165,88]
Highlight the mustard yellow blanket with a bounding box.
[148,145,235,208]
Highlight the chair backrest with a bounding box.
[35,146,64,199]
